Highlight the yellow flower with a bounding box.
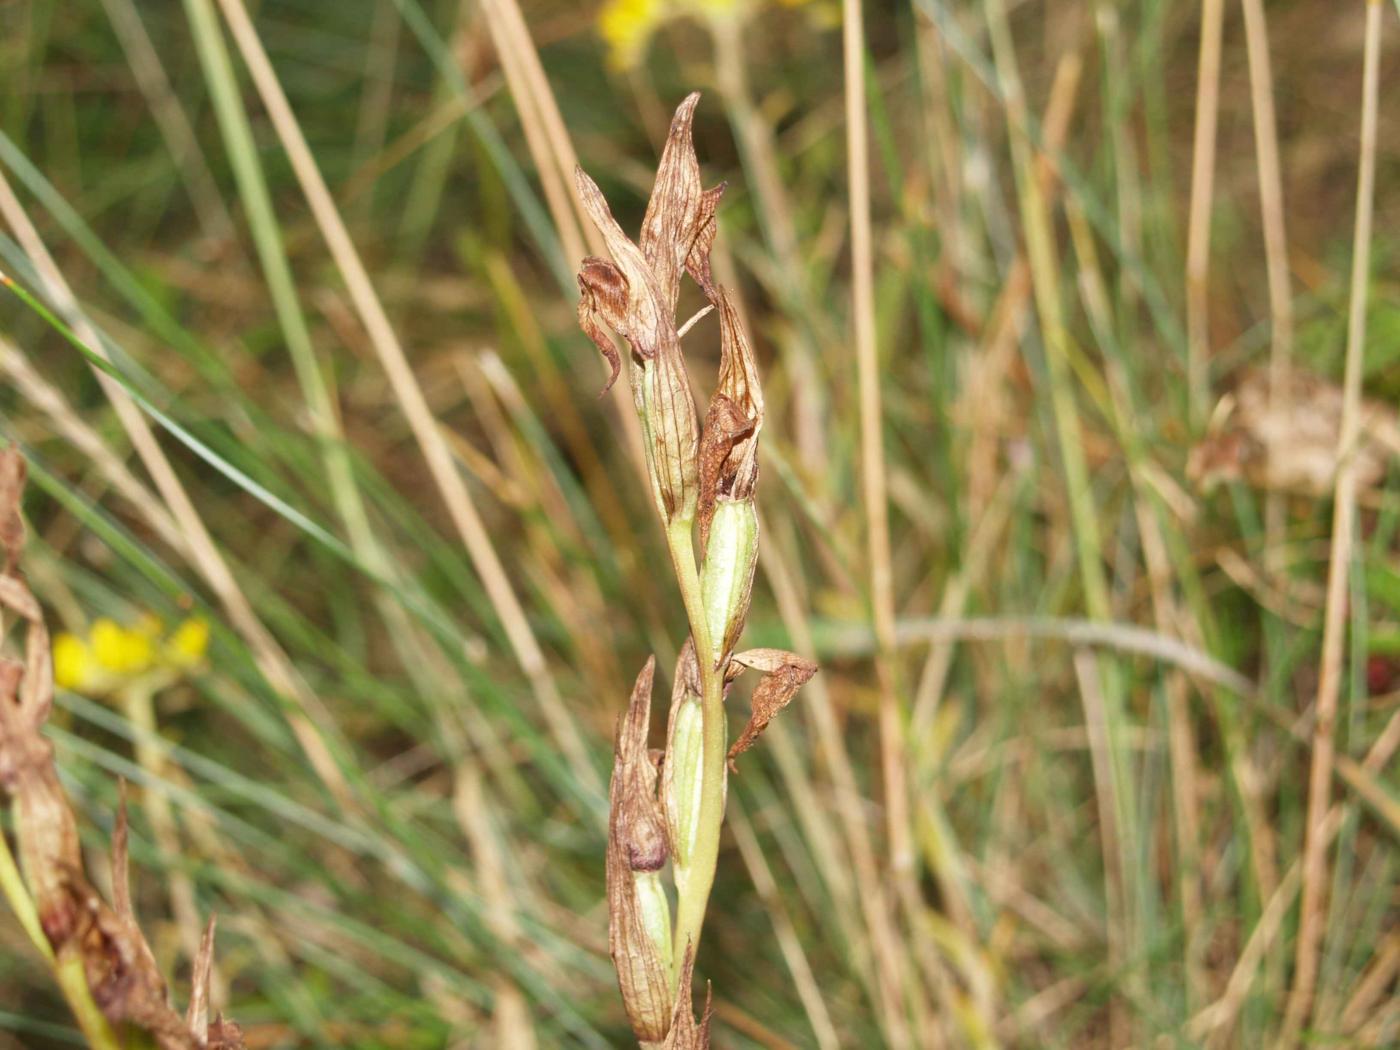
[598,0,815,68]
[90,617,155,675]
[53,613,209,695]
[165,617,210,668]
[599,0,665,69]
[52,632,96,691]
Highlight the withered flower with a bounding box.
[0,446,243,1050]
[607,658,675,1041]
[575,93,725,527]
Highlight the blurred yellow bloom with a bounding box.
[599,0,662,69]
[166,617,210,667]
[51,615,208,693]
[52,632,96,692]
[93,618,155,674]
[598,0,810,69]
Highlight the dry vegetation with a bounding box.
[0,0,1398,1047]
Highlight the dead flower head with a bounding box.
[575,92,726,527]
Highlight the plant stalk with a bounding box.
[2,812,121,1050]
[663,518,726,984]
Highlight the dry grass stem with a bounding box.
[1282,1,1382,1038]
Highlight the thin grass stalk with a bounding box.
[478,0,586,267]
[0,171,355,810]
[755,520,910,1024]
[179,0,476,790]
[710,17,829,475]
[478,0,652,484]
[728,801,841,1050]
[176,0,387,589]
[209,0,603,802]
[1185,0,1225,426]
[1239,0,1293,571]
[96,0,236,247]
[985,11,1151,1031]
[1282,0,1382,1038]
[842,1,922,1042]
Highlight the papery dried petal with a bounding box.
[727,650,818,770]
[684,183,726,299]
[575,167,665,361]
[576,257,627,394]
[696,395,754,550]
[612,657,669,871]
[639,92,703,311]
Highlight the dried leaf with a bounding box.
[661,945,712,1049]
[727,650,818,770]
[1188,367,1400,497]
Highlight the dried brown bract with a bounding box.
[608,658,675,1041]
[696,288,763,550]
[660,946,712,1050]
[726,649,819,771]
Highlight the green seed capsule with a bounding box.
[700,498,759,664]
[664,694,704,873]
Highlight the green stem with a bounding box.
[0,824,50,960]
[2,812,121,1049]
[663,518,726,984]
[54,952,123,1050]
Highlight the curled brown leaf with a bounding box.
[726,650,819,771]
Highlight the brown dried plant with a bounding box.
[576,93,818,1046]
[0,446,244,1050]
